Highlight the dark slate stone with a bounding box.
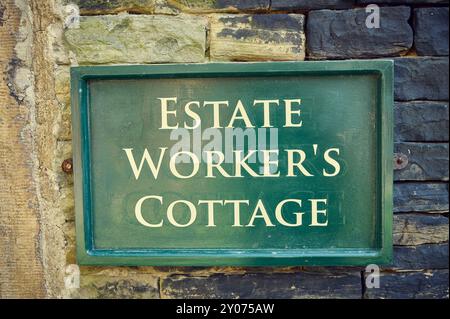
[358,0,448,3]
[217,14,303,32]
[390,244,449,270]
[271,0,354,10]
[365,270,449,299]
[307,7,413,59]
[415,8,449,56]
[394,183,449,213]
[301,266,365,272]
[249,14,303,31]
[216,0,270,10]
[394,57,449,101]
[394,143,449,181]
[162,271,362,299]
[395,102,449,142]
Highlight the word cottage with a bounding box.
[122,97,344,229]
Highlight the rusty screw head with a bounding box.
[62,158,73,174]
[394,153,408,170]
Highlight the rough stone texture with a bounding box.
[271,0,354,10]
[307,7,413,59]
[414,8,449,56]
[364,270,449,299]
[392,244,449,270]
[54,67,71,141]
[63,0,156,14]
[0,0,46,298]
[78,274,159,298]
[394,57,449,101]
[393,213,449,245]
[64,14,207,64]
[30,0,70,299]
[394,183,449,213]
[161,271,362,298]
[0,2,5,25]
[210,14,305,61]
[394,102,449,142]
[166,0,270,12]
[394,143,449,181]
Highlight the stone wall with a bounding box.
[0,0,448,299]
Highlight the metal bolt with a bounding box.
[62,158,73,174]
[394,153,408,170]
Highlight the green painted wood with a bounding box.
[71,61,393,266]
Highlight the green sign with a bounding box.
[72,61,393,266]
